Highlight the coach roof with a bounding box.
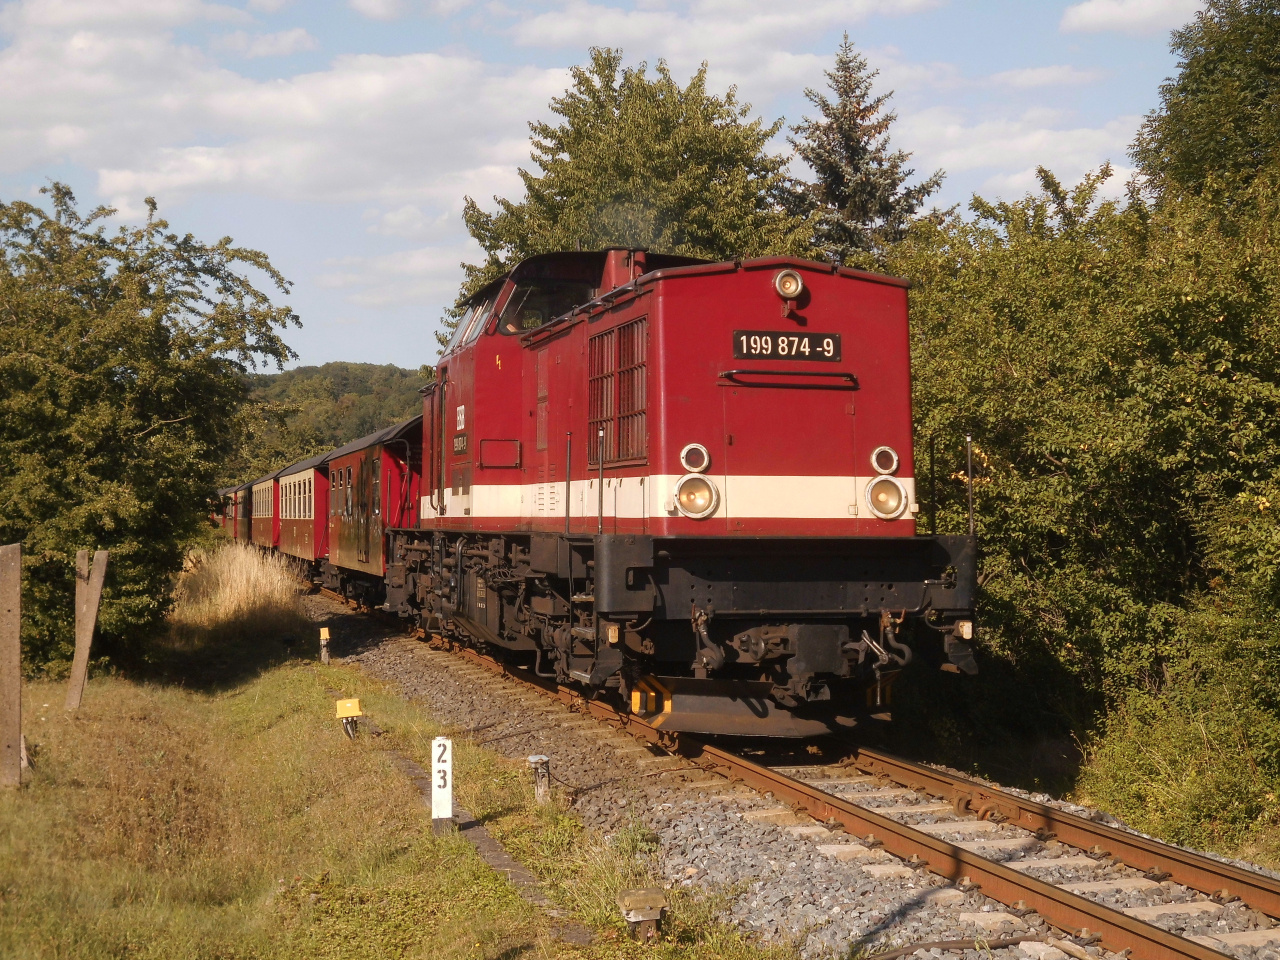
[323,415,423,463]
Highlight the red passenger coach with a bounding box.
[277,453,329,563]
[234,484,252,543]
[319,417,423,601]
[250,472,281,549]
[381,249,978,736]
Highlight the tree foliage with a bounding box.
[223,362,429,485]
[893,167,1280,713]
[790,34,943,264]
[459,47,807,304]
[1132,0,1280,199]
[0,185,297,669]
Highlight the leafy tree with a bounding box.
[1132,0,1280,199]
[790,34,943,264]
[0,184,297,669]
[458,47,808,306]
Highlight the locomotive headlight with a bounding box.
[774,269,804,300]
[674,474,719,519]
[866,476,908,520]
[871,446,899,474]
[680,442,710,473]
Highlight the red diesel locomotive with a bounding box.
[220,248,977,736]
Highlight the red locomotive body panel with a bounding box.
[418,254,917,538]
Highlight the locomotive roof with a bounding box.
[461,249,710,307]
[323,414,423,462]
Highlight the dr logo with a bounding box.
[456,405,466,431]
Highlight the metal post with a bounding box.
[1,544,20,789]
[564,432,572,535]
[929,435,937,536]
[597,429,605,535]
[528,754,551,804]
[965,435,975,536]
[66,549,107,712]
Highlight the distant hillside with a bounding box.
[221,362,431,485]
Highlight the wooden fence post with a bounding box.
[1,544,20,788]
[65,550,108,713]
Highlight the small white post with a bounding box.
[432,736,453,834]
[319,627,330,664]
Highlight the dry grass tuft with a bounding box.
[148,544,313,686]
[169,543,309,644]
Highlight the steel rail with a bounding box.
[316,599,1241,960]
[435,641,1235,960]
[842,749,1280,919]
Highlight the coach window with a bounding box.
[345,466,353,516]
[498,280,594,334]
[372,458,381,516]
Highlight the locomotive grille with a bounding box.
[589,317,648,464]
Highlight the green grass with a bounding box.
[1,545,792,959]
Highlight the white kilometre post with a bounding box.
[431,736,453,835]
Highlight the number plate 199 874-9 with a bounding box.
[733,330,841,361]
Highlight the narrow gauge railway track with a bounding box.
[319,589,1276,960]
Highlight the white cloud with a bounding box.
[507,0,943,108]
[318,244,473,308]
[213,27,318,57]
[0,0,246,31]
[899,105,1138,194]
[1060,0,1201,36]
[247,0,293,10]
[988,64,1102,88]
[348,0,404,19]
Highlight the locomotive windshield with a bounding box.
[497,279,595,334]
[444,297,494,353]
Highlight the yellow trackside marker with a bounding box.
[320,627,330,640]
[335,698,362,719]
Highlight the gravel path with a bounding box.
[303,594,1266,960]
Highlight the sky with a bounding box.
[0,0,1202,368]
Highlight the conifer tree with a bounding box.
[791,35,943,263]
